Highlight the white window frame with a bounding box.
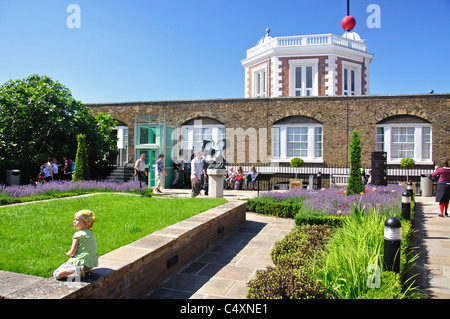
[375,123,433,165]
[289,59,318,97]
[252,64,268,97]
[272,124,323,163]
[180,124,225,152]
[342,61,361,96]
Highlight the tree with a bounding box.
[72,134,90,181]
[0,74,117,167]
[347,130,365,195]
[400,157,415,183]
[290,157,304,179]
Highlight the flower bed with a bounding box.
[0,180,150,205]
[246,185,420,299]
[247,205,419,299]
[247,184,406,225]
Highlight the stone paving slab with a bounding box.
[413,196,450,299]
[143,212,296,299]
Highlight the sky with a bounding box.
[0,0,449,103]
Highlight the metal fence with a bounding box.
[225,162,436,194]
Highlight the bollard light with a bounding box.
[317,171,322,189]
[383,217,401,273]
[402,190,411,220]
[407,181,414,202]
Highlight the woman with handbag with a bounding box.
[432,158,450,217]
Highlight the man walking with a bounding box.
[134,153,147,188]
[190,151,203,197]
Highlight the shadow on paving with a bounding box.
[143,219,268,299]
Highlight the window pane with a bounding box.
[306,66,313,89]
[315,127,322,158]
[295,67,302,89]
[272,127,280,158]
[344,69,348,91]
[391,127,415,159]
[262,71,266,94]
[350,69,355,93]
[376,127,384,152]
[287,127,308,158]
[422,127,431,160]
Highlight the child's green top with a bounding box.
[68,229,98,268]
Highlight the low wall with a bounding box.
[0,200,247,299]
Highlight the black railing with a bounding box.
[224,162,436,193]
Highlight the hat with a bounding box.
[74,210,96,228]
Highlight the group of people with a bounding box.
[133,153,168,193]
[39,156,74,182]
[224,165,259,190]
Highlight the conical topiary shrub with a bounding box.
[347,130,365,195]
[72,134,90,181]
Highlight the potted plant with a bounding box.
[289,157,304,190]
[400,157,415,184]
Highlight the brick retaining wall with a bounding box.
[0,200,246,299]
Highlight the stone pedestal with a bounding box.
[289,179,303,190]
[207,169,226,198]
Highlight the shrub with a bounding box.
[72,134,90,181]
[347,130,365,195]
[247,225,334,299]
[290,157,304,179]
[246,265,330,299]
[295,209,343,227]
[271,225,334,265]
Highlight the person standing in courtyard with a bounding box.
[41,157,54,182]
[62,155,74,180]
[190,151,203,197]
[432,158,450,217]
[134,153,148,188]
[155,154,167,193]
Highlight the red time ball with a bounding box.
[341,15,356,31]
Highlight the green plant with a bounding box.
[290,157,304,179]
[347,130,365,195]
[247,225,333,299]
[0,74,117,165]
[295,208,343,227]
[400,157,415,182]
[72,134,90,181]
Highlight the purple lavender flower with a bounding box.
[0,180,143,198]
[259,184,405,216]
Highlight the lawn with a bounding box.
[0,193,226,278]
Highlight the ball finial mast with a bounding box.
[341,0,356,32]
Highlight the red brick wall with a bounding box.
[335,57,365,96]
[279,56,327,96]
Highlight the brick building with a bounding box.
[87,29,449,187]
[241,29,373,98]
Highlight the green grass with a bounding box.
[0,194,226,278]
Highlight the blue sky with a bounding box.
[0,0,449,103]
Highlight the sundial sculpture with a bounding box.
[202,138,229,169]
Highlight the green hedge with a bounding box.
[246,202,420,299]
[246,200,302,219]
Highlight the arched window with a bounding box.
[180,117,225,154]
[272,116,323,162]
[376,115,432,164]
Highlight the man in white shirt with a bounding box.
[134,154,147,187]
[190,151,203,197]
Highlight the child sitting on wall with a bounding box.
[53,210,98,281]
